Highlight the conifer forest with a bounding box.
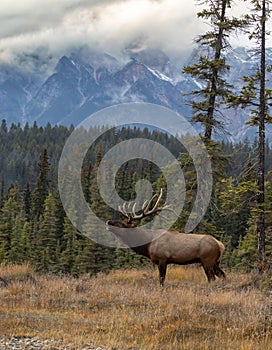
[0,120,272,275]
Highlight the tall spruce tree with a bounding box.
[255,0,270,272]
[226,0,272,272]
[32,149,50,219]
[0,177,4,209]
[23,182,31,222]
[183,0,244,142]
[36,192,60,270]
[8,210,26,263]
[60,216,79,274]
[0,184,25,263]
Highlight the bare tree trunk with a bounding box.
[257,0,266,273]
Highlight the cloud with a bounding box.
[0,0,267,67]
[0,0,205,65]
[0,0,106,39]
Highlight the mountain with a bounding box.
[0,46,271,142]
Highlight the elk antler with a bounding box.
[118,188,171,222]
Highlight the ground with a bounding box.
[0,264,271,350]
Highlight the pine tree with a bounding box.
[0,119,8,139]
[226,0,272,272]
[8,211,26,263]
[233,221,258,271]
[75,240,97,275]
[36,192,60,270]
[32,149,50,219]
[82,163,92,204]
[0,184,24,262]
[23,182,32,221]
[60,216,79,274]
[20,222,33,263]
[80,141,115,274]
[183,0,245,142]
[0,177,4,209]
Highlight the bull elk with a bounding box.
[107,189,226,286]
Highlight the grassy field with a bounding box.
[0,263,271,350]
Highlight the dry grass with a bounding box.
[0,263,272,350]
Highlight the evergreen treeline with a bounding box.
[1,120,272,274]
[0,121,183,274]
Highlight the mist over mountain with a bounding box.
[1,45,272,143]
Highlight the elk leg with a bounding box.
[214,262,226,279]
[202,264,216,282]
[158,261,167,287]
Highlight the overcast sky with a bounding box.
[0,0,268,66]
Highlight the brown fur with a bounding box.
[107,220,226,286]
